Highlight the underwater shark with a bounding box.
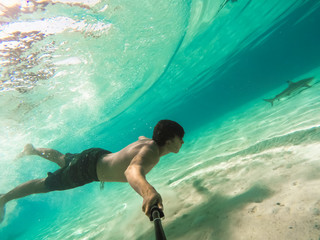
[263,77,314,106]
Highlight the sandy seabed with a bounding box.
[152,142,320,240]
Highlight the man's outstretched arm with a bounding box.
[124,147,162,217]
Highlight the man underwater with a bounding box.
[0,120,184,223]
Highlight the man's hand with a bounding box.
[142,190,163,217]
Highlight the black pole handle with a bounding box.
[149,205,164,221]
[150,206,167,240]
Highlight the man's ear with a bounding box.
[165,139,172,146]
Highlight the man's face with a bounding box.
[168,135,184,153]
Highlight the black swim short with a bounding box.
[44,148,111,191]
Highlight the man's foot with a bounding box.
[0,195,6,223]
[14,144,36,160]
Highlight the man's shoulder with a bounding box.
[141,141,158,152]
[136,139,159,157]
[138,136,150,141]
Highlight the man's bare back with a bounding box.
[97,136,160,182]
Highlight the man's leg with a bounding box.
[16,144,66,168]
[0,178,49,223]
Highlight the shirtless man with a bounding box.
[0,120,184,223]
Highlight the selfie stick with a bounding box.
[150,205,167,240]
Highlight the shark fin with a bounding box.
[263,99,274,106]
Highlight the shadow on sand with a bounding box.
[138,181,274,240]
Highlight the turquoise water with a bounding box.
[1,0,320,239]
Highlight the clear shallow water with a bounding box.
[1,0,320,239]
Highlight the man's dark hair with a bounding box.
[152,120,184,146]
